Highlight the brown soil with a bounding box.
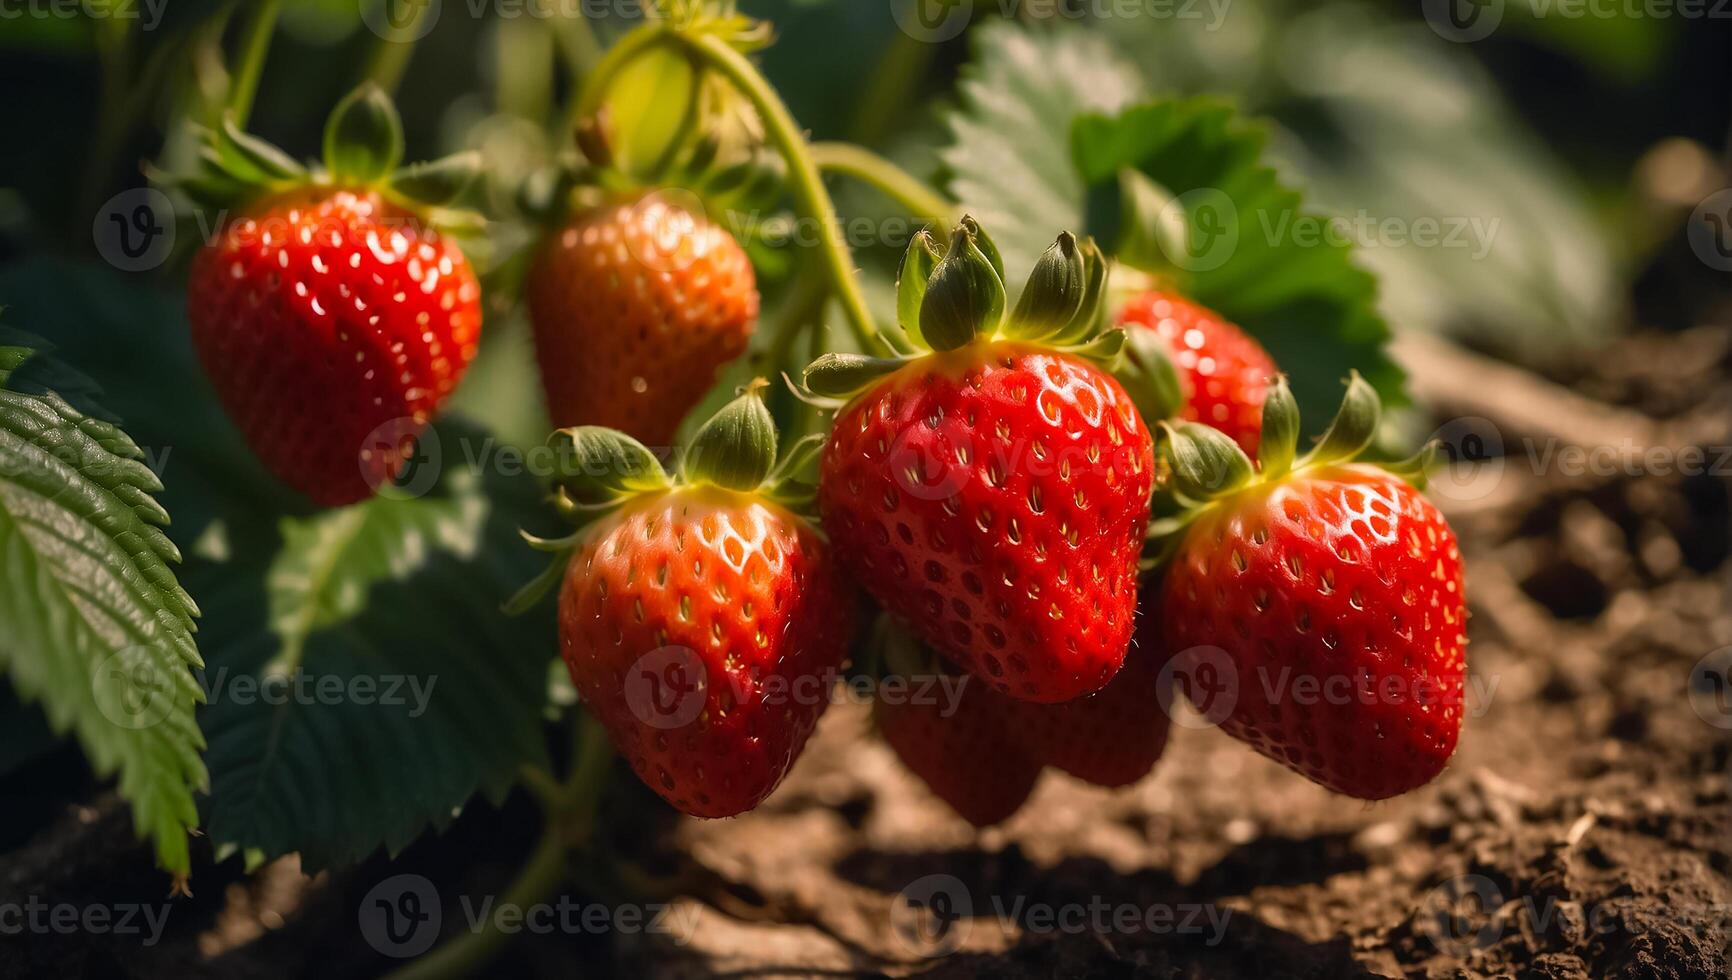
[2,326,1728,979]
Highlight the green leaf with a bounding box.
[939,23,1141,288]
[0,331,205,875]
[391,151,484,208]
[941,23,1405,425]
[0,261,560,871]
[201,443,555,869]
[1098,4,1619,357]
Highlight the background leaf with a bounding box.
[940,23,1401,424]
[200,446,555,869]
[1097,1,1624,358]
[938,23,1141,284]
[0,328,205,874]
[1071,99,1403,424]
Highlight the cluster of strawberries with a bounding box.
[180,84,1466,828]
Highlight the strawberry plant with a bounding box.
[1,1,1545,973]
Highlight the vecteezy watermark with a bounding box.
[92,188,175,273]
[1424,0,1732,43]
[1417,873,1732,960]
[360,418,444,501]
[92,647,440,731]
[1134,192,1500,273]
[1688,646,1732,731]
[621,646,973,729]
[1157,188,1239,272]
[1426,416,1507,504]
[1155,644,1238,729]
[359,874,442,958]
[890,873,1232,959]
[357,873,701,958]
[0,0,168,32]
[1151,645,1501,730]
[457,895,700,944]
[892,0,1235,43]
[360,0,719,41]
[1687,188,1732,272]
[361,0,443,43]
[0,897,172,947]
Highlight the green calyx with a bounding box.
[1146,373,1437,565]
[509,380,821,614]
[323,83,403,185]
[153,83,483,224]
[548,381,810,515]
[680,379,779,491]
[801,215,1123,402]
[1117,325,1187,429]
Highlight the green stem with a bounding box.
[364,0,433,95]
[384,714,613,980]
[74,16,134,237]
[680,33,879,352]
[809,142,955,227]
[571,26,881,351]
[226,0,280,126]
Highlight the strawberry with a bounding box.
[527,192,758,447]
[534,385,854,818]
[1006,628,1171,788]
[170,85,484,506]
[189,189,480,505]
[1152,375,1465,799]
[873,625,1041,827]
[808,220,1153,704]
[1117,289,1276,457]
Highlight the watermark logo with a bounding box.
[359,874,442,958]
[361,0,442,42]
[93,188,175,273]
[92,646,178,731]
[0,897,171,946]
[623,646,708,730]
[1688,646,1732,730]
[1416,873,1505,956]
[891,873,973,958]
[1687,188,1732,272]
[360,418,443,500]
[1158,188,1238,272]
[1427,416,1506,503]
[620,187,714,276]
[1422,0,1506,41]
[892,0,974,43]
[886,426,974,503]
[1156,644,1237,729]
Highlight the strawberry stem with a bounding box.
[682,32,881,352]
[808,142,956,227]
[382,714,614,980]
[363,0,435,95]
[226,0,280,128]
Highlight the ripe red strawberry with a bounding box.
[875,656,1041,827]
[810,222,1153,704]
[1154,375,1466,800]
[528,192,758,447]
[1006,629,1171,788]
[1118,289,1275,456]
[189,189,480,505]
[548,387,854,818]
[170,84,485,506]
